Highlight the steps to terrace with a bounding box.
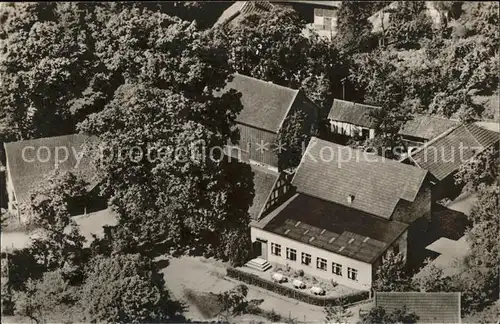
[245,257,271,272]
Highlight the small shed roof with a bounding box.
[399,115,459,141]
[408,123,499,181]
[374,292,461,323]
[328,99,380,128]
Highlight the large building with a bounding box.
[222,73,319,170]
[250,137,430,289]
[3,134,98,222]
[327,99,379,141]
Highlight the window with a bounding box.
[271,243,281,256]
[301,253,311,266]
[348,267,358,281]
[332,262,342,276]
[286,248,297,261]
[317,257,327,271]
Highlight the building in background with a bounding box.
[327,99,379,141]
[399,115,459,150]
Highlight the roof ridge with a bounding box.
[234,73,298,93]
[276,89,300,132]
[4,133,83,146]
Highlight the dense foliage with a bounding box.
[358,306,419,324]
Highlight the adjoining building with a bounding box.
[3,134,100,222]
[398,115,459,149]
[250,137,430,289]
[214,1,275,27]
[403,123,499,201]
[374,292,461,323]
[221,73,319,170]
[327,99,379,141]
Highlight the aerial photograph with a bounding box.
[0,1,498,323]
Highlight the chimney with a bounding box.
[347,195,355,204]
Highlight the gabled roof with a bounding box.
[374,292,461,323]
[408,123,499,181]
[327,99,380,128]
[248,163,279,220]
[256,193,408,263]
[214,1,274,27]
[4,134,98,204]
[292,137,428,219]
[399,115,459,141]
[222,73,299,133]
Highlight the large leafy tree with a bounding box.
[80,254,169,323]
[78,5,254,261]
[0,3,110,141]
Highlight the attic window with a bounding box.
[363,237,370,243]
[328,237,336,243]
[338,246,345,252]
[295,221,301,227]
[347,195,355,204]
[348,238,354,244]
[285,229,291,235]
[320,229,326,235]
[304,229,309,235]
[309,237,315,243]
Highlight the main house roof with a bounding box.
[248,163,279,220]
[292,137,428,219]
[222,73,299,133]
[407,123,499,181]
[214,1,274,27]
[4,134,98,204]
[399,115,459,141]
[254,193,408,263]
[374,292,461,323]
[328,99,380,129]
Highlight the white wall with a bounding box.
[251,227,372,290]
[330,121,375,139]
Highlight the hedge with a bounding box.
[227,267,370,307]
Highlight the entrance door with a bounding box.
[252,239,268,260]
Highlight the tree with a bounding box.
[385,1,434,49]
[373,251,414,292]
[455,146,499,193]
[13,270,80,323]
[80,254,170,323]
[217,284,249,321]
[324,297,353,323]
[0,3,108,141]
[334,1,382,54]
[276,110,311,171]
[27,171,88,281]
[412,262,455,293]
[358,306,419,324]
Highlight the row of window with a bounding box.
[271,243,358,281]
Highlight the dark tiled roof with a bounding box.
[4,134,98,203]
[409,123,499,181]
[223,74,299,133]
[292,137,428,219]
[399,115,459,141]
[260,193,408,263]
[214,1,274,27]
[375,292,461,323]
[248,164,279,220]
[327,99,380,128]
